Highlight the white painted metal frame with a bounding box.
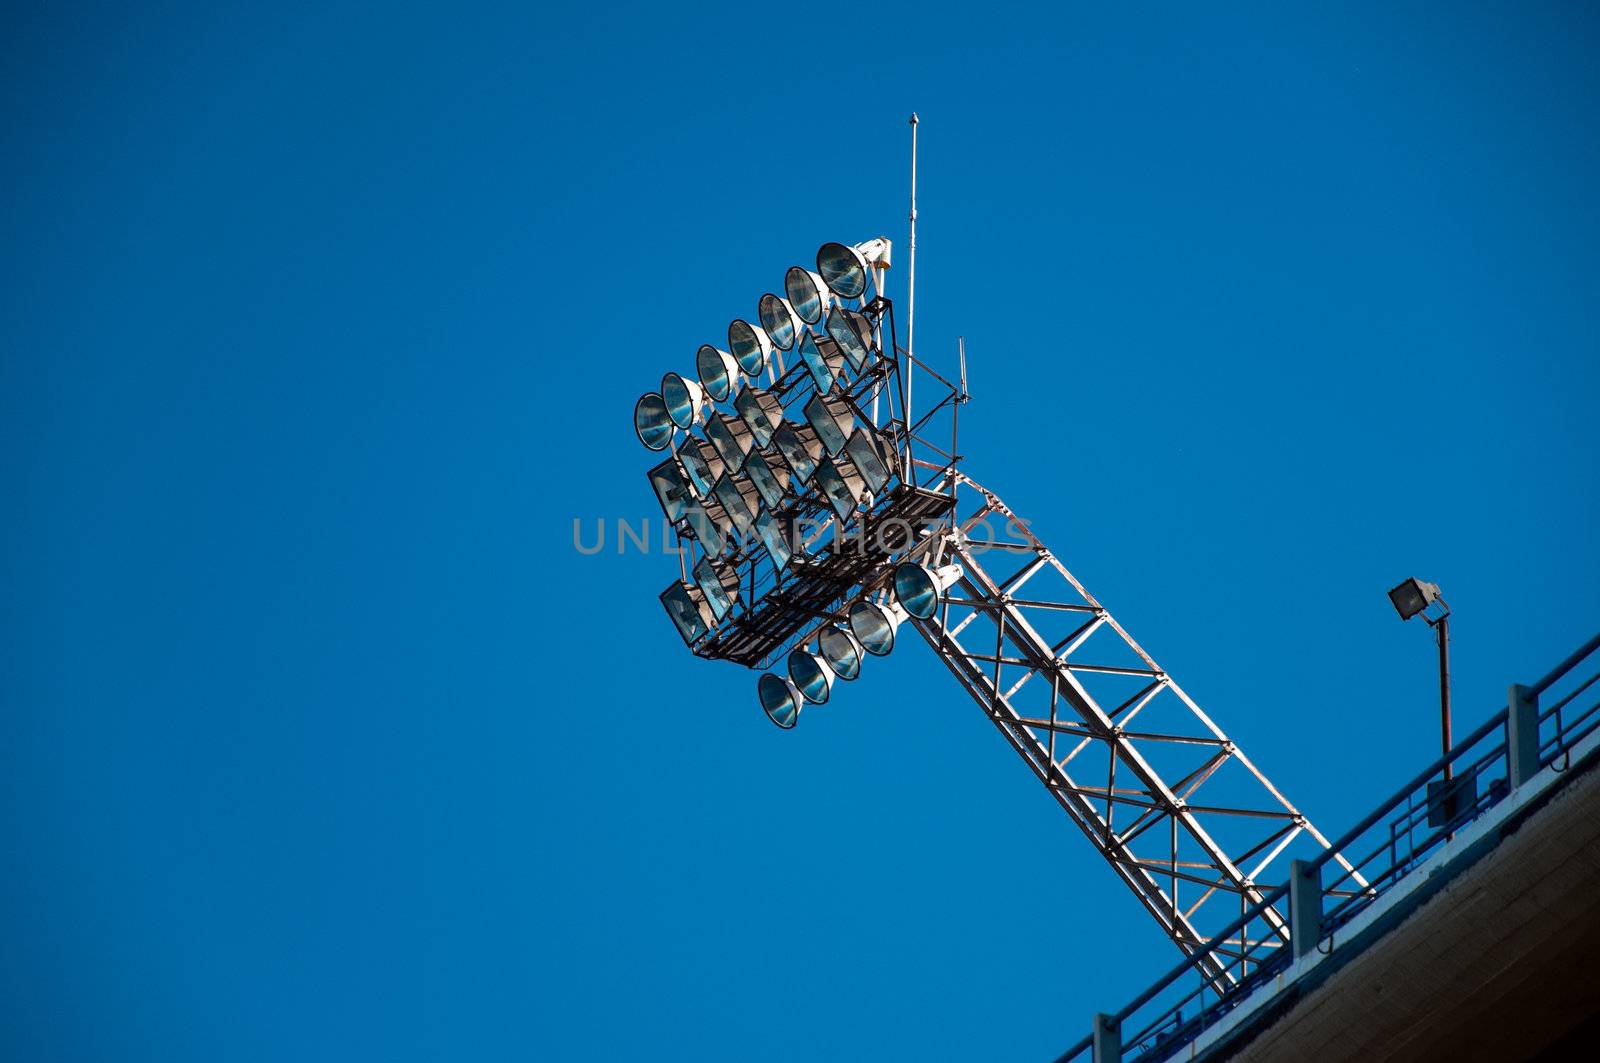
[898,466,1365,987]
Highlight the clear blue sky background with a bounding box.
[4,3,1597,1060]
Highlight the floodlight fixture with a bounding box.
[758,673,802,729]
[696,344,743,403]
[712,473,761,538]
[814,453,868,521]
[678,438,723,497]
[647,457,696,523]
[661,372,706,429]
[799,330,848,394]
[661,580,715,646]
[824,305,874,372]
[693,554,741,621]
[758,293,803,351]
[893,561,964,620]
[728,319,773,377]
[784,266,832,324]
[682,499,725,556]
[818,625,864,680]
[633,392,675,451]
[771,422,824,485]
[842,430,893,495]
[1388,577,1446,625]
[816,238,891,300]
[743,448,791,510]
[804,393,856,457]
[754,507,796,573]
[849,598,908,656]
[705,411,756,470]
[1389,576,1455,784]
[734,386,784,449]
[788,648,835,704]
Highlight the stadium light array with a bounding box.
[633,238,941,730]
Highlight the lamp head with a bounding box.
[816,239,892,300]
[849,599,907,656]
[728,319,773,377]
[633,392,675,451]
[1388,577,1447,623]
[661,372,706,429]
[757,293,802,352]
[787,649,835,704]
[695,344,742,403]
[893,561,964,620]
[784,266,831,324]
[758,673,802,729]
[818,625,863,681]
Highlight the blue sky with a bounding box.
[4,3,1597,1060]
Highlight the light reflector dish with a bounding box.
[758,673,802,729]
[696,344,742,403]
[787,649,834,704]
[661,372,706,429]
[817,242,869,299]
[894,562,964,620]
[818,625,863,681]
[728,319,772,377]
[634,393,674,451]
[758,294,802,351]
[785,266,831,324]
[848,600,905,656]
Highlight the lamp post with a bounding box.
[1388,577,1453,782]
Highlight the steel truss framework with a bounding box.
[760,328,1364,987]
[898,468,1364,986]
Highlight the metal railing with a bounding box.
[1053,630,1600,1063]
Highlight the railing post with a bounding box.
[1289,858,1323,961]
[1092,1013,1122,1063]
[1508,683,1540,788]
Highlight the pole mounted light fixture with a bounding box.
[1388,576,1456,787]
[1387,577,1445,624]
[626,118,1364,986]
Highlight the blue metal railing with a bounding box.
[1053,630,1600,1063]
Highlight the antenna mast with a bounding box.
[904,112,919,465]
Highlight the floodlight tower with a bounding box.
[629,122,1361,993]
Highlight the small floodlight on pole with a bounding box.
[1387,577,1453,783]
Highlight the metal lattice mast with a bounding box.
[895,465,1364,985]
